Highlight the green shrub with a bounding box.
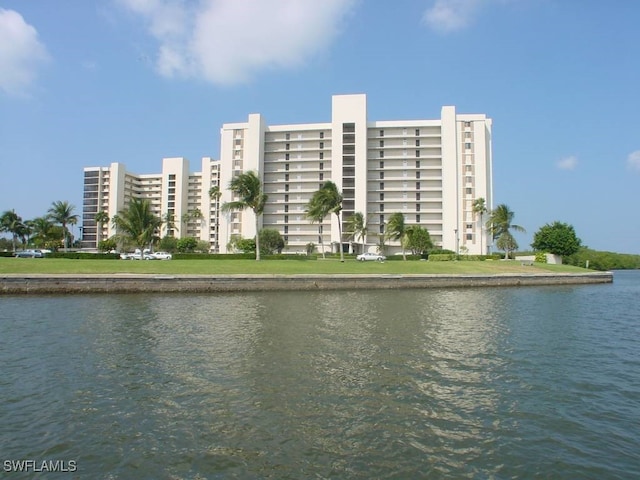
[535,251,547,263]
[384,254,421,261]
[429,253,456,261]
[47,252,120,260]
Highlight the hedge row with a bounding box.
[47,252,121,260]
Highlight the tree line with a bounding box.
[0,201,79,252]
[1,172,591,263]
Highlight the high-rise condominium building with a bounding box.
[82,94,492,255]
[81,157,222,250]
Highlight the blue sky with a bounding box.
[1,0,639,253]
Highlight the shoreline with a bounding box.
[0,271,613,294]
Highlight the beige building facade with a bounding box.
[82,94,492,255]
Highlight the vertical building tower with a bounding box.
[217,94,492,255]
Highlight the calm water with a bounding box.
[1,272,639,479]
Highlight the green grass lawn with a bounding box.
[0,257,591,275]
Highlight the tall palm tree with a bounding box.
[385,212,407,260]
[472,197,488,255]
[486,203,526,259]
[307,181,344,262]
[1,209,24,252]
[112,198,162,258]
[48,201,79,251]
[221,171,268,260]
[305,195,328,259]
[346,211,368,255]
[95,210,110,246]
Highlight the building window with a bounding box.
[380,214,384,224]
[319,172,324,181]
[319,162,324,170]
[284,215,289,224]
[466,233,473,240]
[380,161,384,169]
[416,204,421,211]
[466,187,473,195]
[416,160,421,168]
[320,131,324,139]
[320,142,324,149]
[416,214,420,223]
[284,194,289,202]
[285,133,290,140]
[380,192,384,201]
[286,143,290,150]
[380,140,384,148]
[285,153,290,160]
[415,129,420,136]
[285,163,289,171]
[285,173,289,181]
[416,171,421,179]
[415,139,420,147]
[416,182,420,190]
[285,184,289,192]
[380,182,384,190]
[284,205,289,213]
[380,129,384,137]
[466,223,473,229]
[320,152,324,160]
[416,192,421,200]
[416,150,420,158]
[379,171,384,180]
[464,121,471,127]
[465,143,472,149]
[379,151,384,158]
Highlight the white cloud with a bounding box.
[422,0,483,33]
[0,8,50,96]
[556,156,578,171]
[627,150,640,173]
[117,0,357,85]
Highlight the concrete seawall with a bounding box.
[0,272,613,294]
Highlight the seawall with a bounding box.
[0,272,613,294]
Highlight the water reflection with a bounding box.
[1,278,639,478]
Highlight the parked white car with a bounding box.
[15,249,45,258]
[356,252,386,262]
[145,251,172,260]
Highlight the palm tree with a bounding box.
[472,197,488,255]
[1,210,24,252]
[305,195,328,259]
[95,211,110,246]
[346,211,368,255]
[29,216,55,248]
[307,181,344,262]
[112,198,162,258]
[385,212,407,260]
[486,203,526,259]
[0,210,22,253]
[47,201,79,251]
[221,171,268,260]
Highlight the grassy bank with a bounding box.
[0,257,590,275]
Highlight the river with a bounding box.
[1,271,639,479]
